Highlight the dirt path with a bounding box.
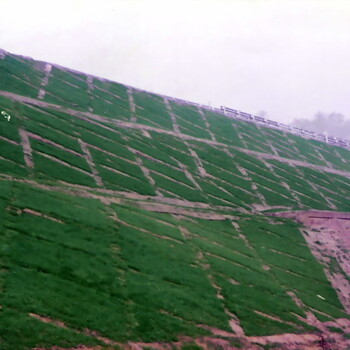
[86,76,94,113]
[164,97,180,133]
[197,106,216,142]
[21,208,64,223]
[19,128,34,168]
[132,151,163,197]
[78,139,103,187]
[127,87,137,122]
[37,63,52,100]
[188,148,207,177]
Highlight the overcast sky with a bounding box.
[1,0,350,124]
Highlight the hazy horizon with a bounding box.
[2,0,350,132]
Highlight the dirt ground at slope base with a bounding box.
[31,329,350,350]
[30,314,350,350]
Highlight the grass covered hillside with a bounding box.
[0,49,349,350]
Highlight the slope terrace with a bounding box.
[0,49,349,349]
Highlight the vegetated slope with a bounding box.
[0,49,349,350]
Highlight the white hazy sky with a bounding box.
[1,0,350,123]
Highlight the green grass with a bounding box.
[255,247,328,283]
[3,266,129,339]
[237,131,273,154]
[33,153,96,187]
[203,110,244,147]
[257,185,296,207]
[233,152,276,179]
[295,193,330,210]
[198,180,246,207]
[31,139,90,172]
[208,166,252,192]
[296,166,350,210]
[133,91,173,130]
[50,67,88,90]
[177,120,211,140]
[151,131,192,153]
[10,183,107,227]
[0,106,22,143]
[7,212,111,257]
[90,90,131,120]
[334,146,350,167]
[23,118,83,153]
[0,55,43,98]
[44,77,90,110]
[79,129,135,161]
[193,237,260,271]
[240,220,315,260]
[152,173,206,202]
[181,342,203,350]
[20,103,78,137]
[284,134,327,166]
[249,173,291,198]
[318,148,349,171]
[0,182,348,346]
[98,165,156,195]
[173,109,211,139]
[0,94,14,111]
[142,157,194,186]
[206,255,275,287]
[0,308,103,350]
[217,276,307,329]
[271,268,344,314]
[2,55,44,85]
[233,217,347,320]
[308,140,350,170]
[189,142,241,175]
[327,326,344,334]
[0,158,28,177]
[0,138,25,165]
[0,180,13,199]
[297,166,333,187]
[180,220,256,256]
[117,225,230,332]
[93,78,129,99]
[200,177,256,208]
[1,52,350,348]
[1,185,131,343]
[128,138,179,167]
[295,290,347,319]
[90,148,144,180]
[150,133,198,171]
[170,102,207,129]
[113,205,184,241]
